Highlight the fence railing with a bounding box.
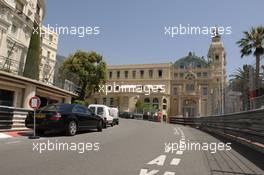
[169,109,264,153]
[0,56,79,94]
[250,95,264,110]
[0,56,24,75]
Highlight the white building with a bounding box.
[0,0,45,74]
[39,25,58,84]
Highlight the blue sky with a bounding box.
[44,0,264,77]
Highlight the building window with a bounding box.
[0,89,14,106]
[202,87,208,96]
[107,85,113,91]
[173,87,177,95]
[144,98,150,103]
[94,99,98,104]
[180,64,184,69]
[11,24,18,34]
[203,72,208,77]
[110,98,114,106]
[47,51,51,59]
[103,98,106,105]
[124,71,128,79]
[16,1,24,12]
[197,72,201,77]
[132,71,136,79]
[49,34,53,42]
[36,4,40,15]
[174,73,178,78]
[163,105,167,110]
[149,70,153,78]
[116,71,120,78]
[140,70,144,78]
[186,84,194,92]
[153,98,159,109]
[180,73,184,78]
[109,71,112,79]
[215,55,219,61]
[163,99,167,104]
[158,70,163,78]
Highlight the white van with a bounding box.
[88,104,114,127]
[110,107,119,125]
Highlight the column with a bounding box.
[64,96,72,104]
[23,84,36,109]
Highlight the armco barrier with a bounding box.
[169,109,264,153]
[0,106,32,132]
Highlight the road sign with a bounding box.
[28,96,41,139]
[29,96,41,109]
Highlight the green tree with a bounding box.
[237,26,264,92]
[230,65,251,110]
[60,50,106,100]
[135,100,143,110]
[23,22,41,80]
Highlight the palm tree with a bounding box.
[237,26,264,93]
[230,65,251,110]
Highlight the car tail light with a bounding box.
[49,112,62,121]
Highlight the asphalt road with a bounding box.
[0,119,263,175]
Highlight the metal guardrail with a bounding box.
[169,117,196,125]
[0,106,32,131]
[169,109,264,153]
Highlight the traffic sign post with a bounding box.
[28,96,41,139]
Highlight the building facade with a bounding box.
[39,25,58,84]
[0,0,45,74]
[90,63,171,116]
[91,35,227,118]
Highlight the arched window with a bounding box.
[144,98,150,103]
[153,98,159,104]
[163,99,167,104]
[185,73,195,80]
[153,98,159,109]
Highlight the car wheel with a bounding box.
[111,123,114,127]
[66,120,77,136]
[97,121,103,132]
[103,122,107,129]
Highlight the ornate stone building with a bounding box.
[91,35,227,118]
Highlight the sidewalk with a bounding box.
[0,131,31,140]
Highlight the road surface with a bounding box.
[0,119,263,175]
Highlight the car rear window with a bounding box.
[97,107,104,115]
[39,104,73,113]
[39,105,58,112]
[89,107,96,113]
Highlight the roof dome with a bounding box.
[173,52,209,69]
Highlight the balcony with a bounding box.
[0,56,24,75]
[0,56,79,94]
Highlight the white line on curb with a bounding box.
[0,133,12,139]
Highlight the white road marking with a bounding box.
[139,169,159,175]
[5,140,21,144]
[173,128,179,135]
[176,151,183,155]
[164,172,175,175]
[147,155,166,166]
[170,158,181,165]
